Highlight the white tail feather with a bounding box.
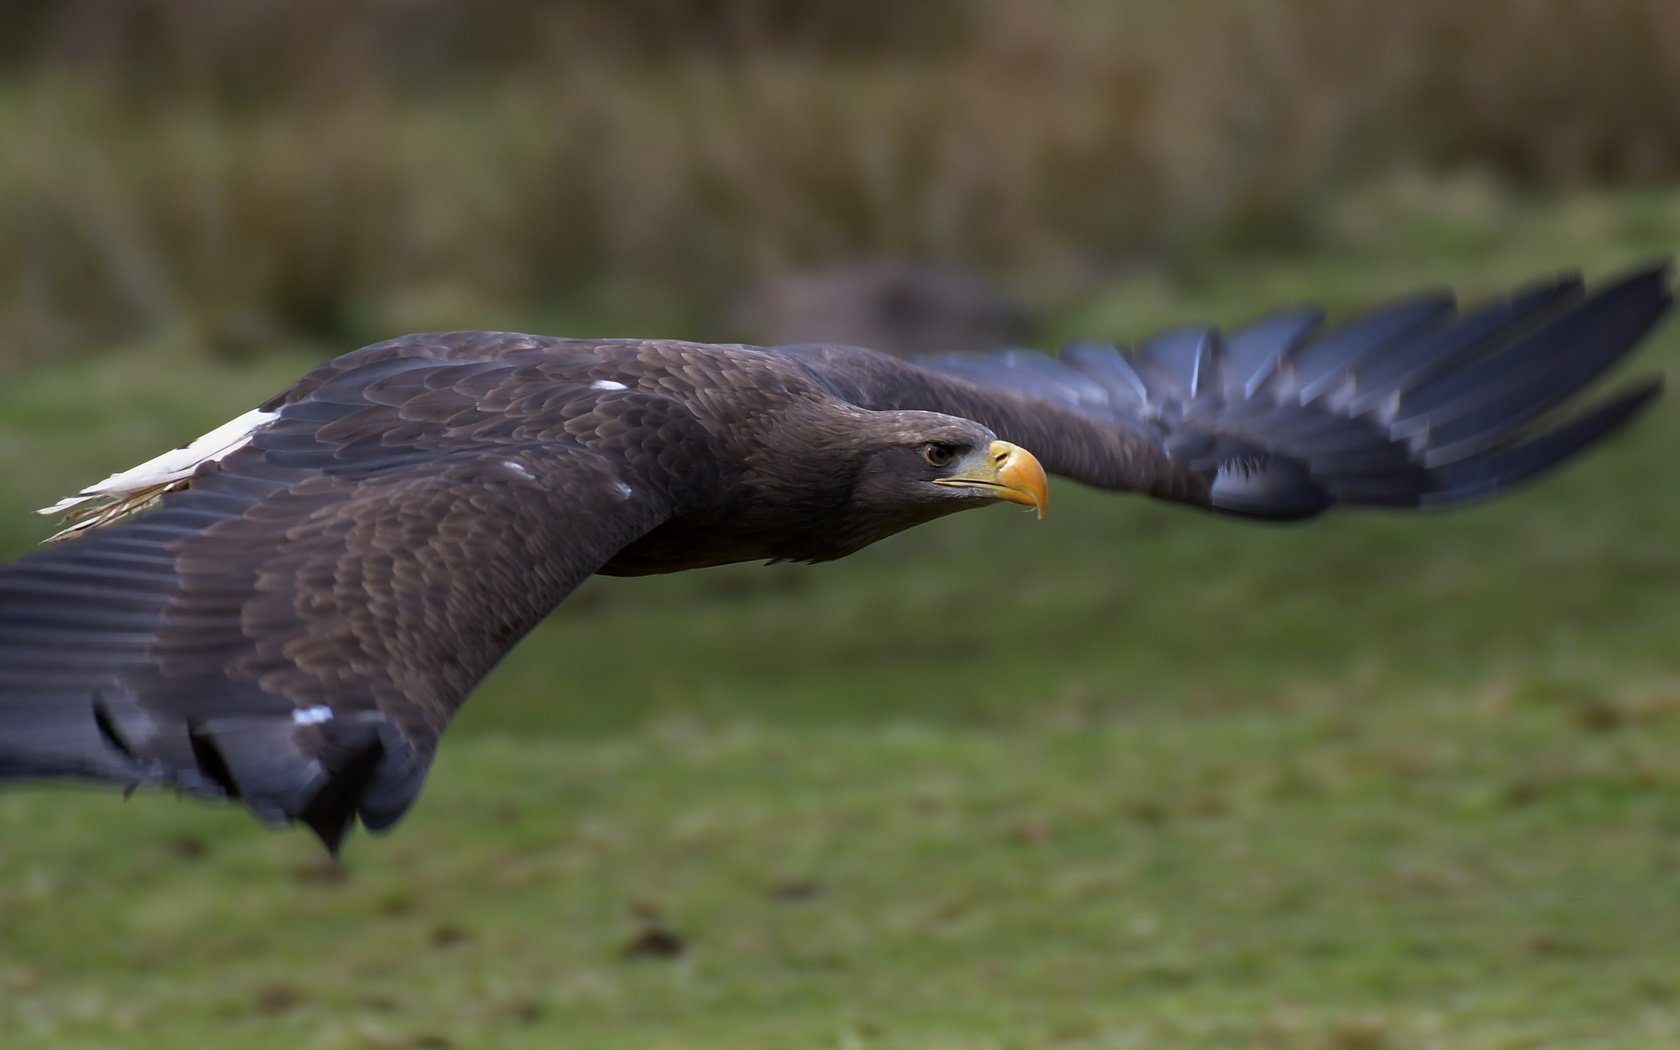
[37,407,278,541]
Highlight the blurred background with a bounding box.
[3,3,1680,1048]
[5,0,1680,366]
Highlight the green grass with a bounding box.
[7,705,1680,1049]
[2,191,1680,1048]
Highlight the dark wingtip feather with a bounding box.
[1269,264,1668,514]
[1424,378,1662,507]
[355,728,430,835]
[186,724,243,800]
[298,739,386,857]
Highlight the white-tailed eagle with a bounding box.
[0,265,1669,853]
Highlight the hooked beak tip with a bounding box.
[987,440,1048,518]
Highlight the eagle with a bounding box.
[0,265,1669,854]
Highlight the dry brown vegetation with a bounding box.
[3,0,1678,366]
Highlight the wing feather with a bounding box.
[786,263,1669,518]
[1223,307,1325,398]
[1,352,699,851]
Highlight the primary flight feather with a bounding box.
[0,265,1668,853]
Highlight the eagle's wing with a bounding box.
[784,265,1670,518]
[1,347,700,851]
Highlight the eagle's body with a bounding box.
[0,267,1670,852]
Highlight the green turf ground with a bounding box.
[2,191,1678,1048]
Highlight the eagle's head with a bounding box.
[810,410,1047,562]
[605,405,1048,575]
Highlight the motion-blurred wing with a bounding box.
[787,264,1669,518]
[0,352,685,851]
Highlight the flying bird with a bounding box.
[0,265,1669,853]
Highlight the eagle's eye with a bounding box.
[922,442,958,467]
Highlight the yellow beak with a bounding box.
[933,440,1049,518]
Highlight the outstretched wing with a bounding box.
[0,347,704,851]
[784,265,1670,519]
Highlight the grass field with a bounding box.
[2,192,1679,1048]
